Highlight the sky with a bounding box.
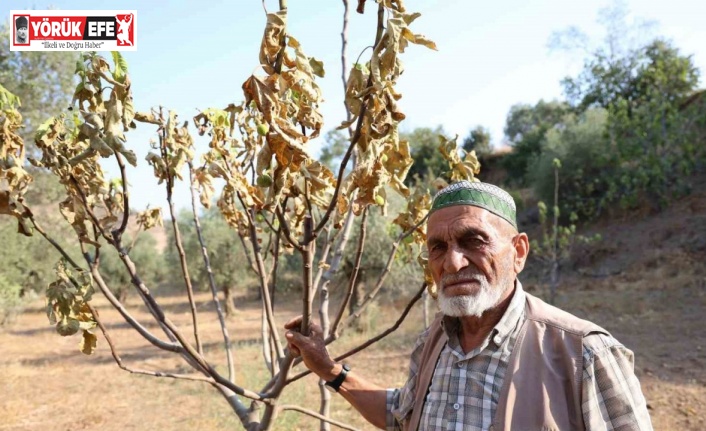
[4,0,706,211]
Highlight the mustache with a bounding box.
[441,266,487,289]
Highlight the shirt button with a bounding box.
[456,362,463,368]
[494,335,502,344]
[453,403,460,410]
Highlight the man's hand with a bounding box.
[284,316,338,381]
[285,316,389,429]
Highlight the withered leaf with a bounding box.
[79,330,97,355]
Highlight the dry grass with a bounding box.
[3,179,706,430]
[0,290,425,431]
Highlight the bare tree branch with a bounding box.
[336,213,428,333]
[237,230,260,275]
[161,135,203,356]
[287,283,426,385]
[313,3,386,236]
[88,257,181,352]
[238,193,285,360]
[341,0,353,131]
[279,405,360,431]
[87,303,214,384]
[188,163,235,382]
[274,204,302,250]
[113,152,130,241]
[300,216,315,336]
[330,207,368,337]
[28,216,82,269]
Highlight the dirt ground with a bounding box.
[1,180,705,430]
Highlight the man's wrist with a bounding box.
[321,362,343,382]
[324,363,351,393]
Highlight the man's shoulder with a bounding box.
[524,292,610,337]
[582,331,631,364]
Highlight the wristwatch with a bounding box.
[324,363,351,393]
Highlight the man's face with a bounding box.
[17,26,28,41]
[426,205,523,317]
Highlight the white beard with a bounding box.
[437,266,510,318]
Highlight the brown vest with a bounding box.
[404,293,609,431]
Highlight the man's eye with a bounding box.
[463,237,486,248]
[430,243,446,253]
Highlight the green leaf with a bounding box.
[0,84,21,109]
[74,60,86,74]
[111,51,129,83]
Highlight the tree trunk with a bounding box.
[348,271,365,316]
[117,285,129,304]
[223,284,236,317]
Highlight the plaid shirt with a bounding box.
[386,283,653,430]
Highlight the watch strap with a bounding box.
[325,363,351,392]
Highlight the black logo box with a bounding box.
[83,17,118,40]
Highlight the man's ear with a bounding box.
[512,233,529,274]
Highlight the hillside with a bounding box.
[522,173,706,430]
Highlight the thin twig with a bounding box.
[68,175,114,245]
[189,163,235,381]
[335,213,428,334]
[165,177,203,355]
[300,216,315,336]
[268,226,281,308]
[159,129,203,355]
[341,0,353,133]
[275,204,302,250]
[113,152,130,241]
[287,283,426,385]
[237,230,260,275]
[91,224,101,271]
[29,217,82,269]
[279,405,360,431]
[88,303,217,385]
[237,193,285,360]
[314,3,385,236]
[330,207,368,337]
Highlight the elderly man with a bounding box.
[285,181,652,430]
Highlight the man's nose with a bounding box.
[442,245,469,274]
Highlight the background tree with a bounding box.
[551,0,658,112]
[0,21,77,152]
[0,27,78,322]
[548,1,701,213]
[319,129,349,171]
[462,125,491,156]
[530,159,600,304]
[166,208,256,315]
[99,232,167,303]
[403,126,448,184]
[501,100,570,185]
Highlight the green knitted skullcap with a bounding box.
[430,181,517,229]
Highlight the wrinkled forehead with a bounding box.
[427,205,507,239]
